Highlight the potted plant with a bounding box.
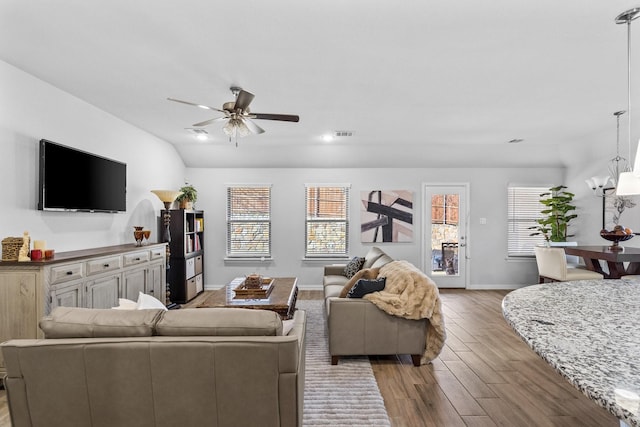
[176,184,197,209]
[529,185,577,243]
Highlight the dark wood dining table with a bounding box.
[563,245,640,279]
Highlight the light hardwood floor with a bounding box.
[0,289,618,426]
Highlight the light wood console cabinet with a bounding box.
[0,243,166,377]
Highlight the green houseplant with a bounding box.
[529,185,577,242]
[176,184,197,209]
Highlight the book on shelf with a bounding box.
[195,218,204,232]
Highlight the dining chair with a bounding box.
[534,246,604,283]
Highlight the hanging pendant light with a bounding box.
[615,8,640,195]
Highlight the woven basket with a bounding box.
[2,236,28,261]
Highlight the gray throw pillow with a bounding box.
[343,256,365,278]
[347,277,386,298]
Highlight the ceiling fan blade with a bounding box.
[167,97,225,113]
[234,90,255,111]
[243,118,265,134]
[252,113,300,122]
[192,117,227,127]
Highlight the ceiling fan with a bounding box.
[168,86,299,145]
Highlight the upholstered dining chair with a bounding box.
[534,246,604,283]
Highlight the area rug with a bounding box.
[298,299,391,426]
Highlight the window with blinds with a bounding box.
[226,185,271,257]
[305,185,350,257]
[507,186,547,256]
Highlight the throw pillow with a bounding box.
[343,256,365,278]
[347,277,386,298]
[137,292,168,311]
[339,267,380,298]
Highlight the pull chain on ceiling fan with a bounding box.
[168,86,299,146]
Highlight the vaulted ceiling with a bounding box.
[2,1,639,168]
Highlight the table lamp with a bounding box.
[151,190,182,308]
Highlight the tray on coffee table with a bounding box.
[233,278,274,299]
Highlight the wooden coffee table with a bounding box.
[189,277,298,319]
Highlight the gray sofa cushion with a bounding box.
[362,247,387,269]
[156,308,283,336]
[39,307,165,338]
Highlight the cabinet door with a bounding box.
[85,274,120,308]
[148,261,166,303]
[122,267,147,301]
[0,272,38,370]
[51,281,83,309]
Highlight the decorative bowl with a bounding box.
[600,226,634,250]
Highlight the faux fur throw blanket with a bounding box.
[364,260,446,364]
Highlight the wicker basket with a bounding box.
[2,236,28,261]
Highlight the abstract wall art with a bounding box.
[361,190,413,242]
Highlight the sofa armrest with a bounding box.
[324,264,346,276]
[327,297,427,361]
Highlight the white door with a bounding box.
[423,183,468,288]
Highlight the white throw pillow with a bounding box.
[112,298,138,310]
[137,292,168,311]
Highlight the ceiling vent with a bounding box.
[334,130,354,137]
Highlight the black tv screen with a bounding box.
[38,139,127,212]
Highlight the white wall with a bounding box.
[0,60,185,252]
[186,167,564,290]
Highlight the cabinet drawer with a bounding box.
[195,255,203,275]
[186,257,196,279]
[86,255,122,276]
[49,262,83,285]
[123,251,150,266]
[150,247,165,260]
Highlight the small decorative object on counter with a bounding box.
[133,226,144,246]
[44,249,55,259]
[30,249,42,260]
[2,235,26,261]
[18,231,31,262]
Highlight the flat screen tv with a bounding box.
[38,139,127,212]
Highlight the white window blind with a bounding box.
[305,185,350,257]
[226,185,271,257]
[507,186,547,256]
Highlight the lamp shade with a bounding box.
[151,190,181,203]
[615,172,640,195]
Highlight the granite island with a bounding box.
[502,279,640,427]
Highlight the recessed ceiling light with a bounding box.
[322,134,334,142]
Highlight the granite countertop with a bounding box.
[502,279,640,427]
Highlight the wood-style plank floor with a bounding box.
[0,289,618,426]
[370,289,618,427]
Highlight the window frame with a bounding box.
[304,184,350,258]
[226,184,272,258]
[507,185,548,257]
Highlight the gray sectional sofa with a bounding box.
[2,306,306,427]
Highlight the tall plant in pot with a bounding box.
[529,185,577,243]
[176,184,197,209]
